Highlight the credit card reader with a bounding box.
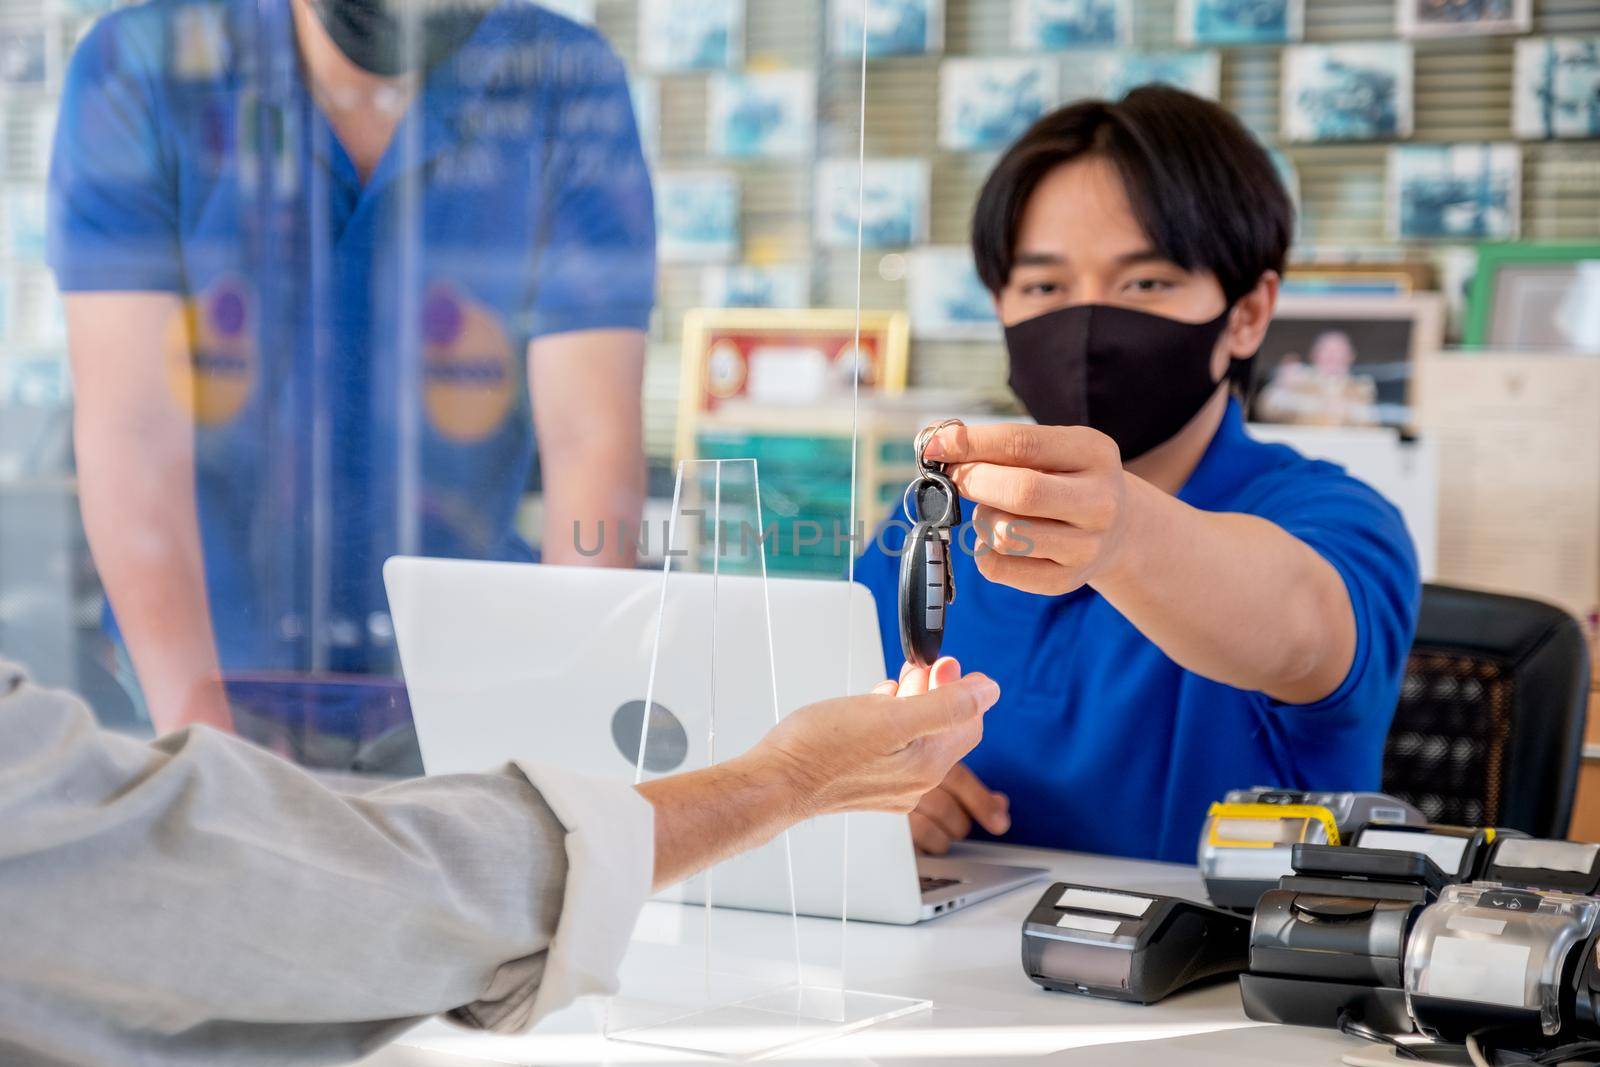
[1022,883,1250,1005]
[1198,789,1424,912]
[1240,842,1449,1034]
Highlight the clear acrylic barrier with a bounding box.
[607,986,929,1061]
[598,2,937,1049]
[599,457,928,1059]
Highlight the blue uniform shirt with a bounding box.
[856,400,1422,863]
[48,0,654,675]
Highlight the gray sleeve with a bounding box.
[0,661,655,1067]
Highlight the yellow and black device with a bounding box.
[1197,789,1424,913]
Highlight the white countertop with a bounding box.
[355,840,1376,1066]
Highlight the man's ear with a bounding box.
[1225,271,1280,358]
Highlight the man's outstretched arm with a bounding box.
[0,658,995,1067]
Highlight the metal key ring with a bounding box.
[902,470,958,528]
[915,418,966,471]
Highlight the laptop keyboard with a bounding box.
[920,875,962,893]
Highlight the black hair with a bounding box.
[971,85,1294,306]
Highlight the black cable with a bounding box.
[1464,1031,1600,1067]
[1532,1041,1600,1066]
[1337,1009,1424,1060]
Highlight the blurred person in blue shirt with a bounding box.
[48,0,655,748]
[856,87,1421,863]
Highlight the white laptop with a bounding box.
[384,557,1045,924]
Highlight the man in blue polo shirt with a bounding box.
[49,0,654,742]
[856,87,1421,863]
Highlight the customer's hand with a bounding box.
[910,762,1010,855]
[923,422,1132,596]
[753,657,1000,821]
[641,658,1000,890]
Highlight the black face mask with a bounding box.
[1004,302,1235,462]
[309,0,491,76]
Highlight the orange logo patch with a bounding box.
[421,284,516,443]
[167,276,255,427]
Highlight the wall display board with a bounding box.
[577,0,1600,461]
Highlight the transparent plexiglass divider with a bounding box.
[599,458,929,1060]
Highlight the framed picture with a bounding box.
[1282,262,1437,298]
[0,354,70,408]
[1282,43,1414,143]
[1247,294,1444,431]
[675,307,909,459]
[2,187,48,263]
[1281,275,1414,298]
[905,245,1000,341]
[1012,0,1128,51]
[640,0,743,72]
[1397,0,1530,38]
[1,271,65,349]
[939,57,1060,152]
[1267,148,1302,229]
[814,157,929,249]
[1514,37,1600,140]
[23,104,57,178]
[1389,143,1521,242]
[0,22,58,91]
[538,0,596,23]
[37,275,66,346]
[1177,0,1302,45]
[60,0,121,17]
[701,264,812,309]
[707,71,816,161]
[0,270,12,344]
[830,0,944,58]
[655,170,741,263]
[629,77,660,159]
[1463,242,1600,353]
[1095,50,1221,100]
[1433,244,1479,340]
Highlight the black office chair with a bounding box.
[1381,585,1592,839]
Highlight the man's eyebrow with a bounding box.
[1013,248,1177,269]
[1111,248,1175,268]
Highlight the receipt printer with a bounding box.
[1346,822,1516,884]
[1022,883,1250,1005]
[1198,789,1424,912]
[1480,837,1600,895]
[1406,883,1600,1044]
[1239,841,1451,1033]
